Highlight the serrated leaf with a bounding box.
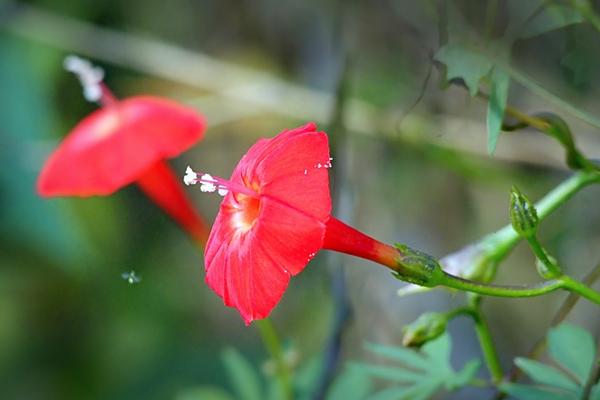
[355,334,480,399]
[221,347,263,400]
[519,5,583,39]
[448,359,481,390]
[514,358,579,392]
[487,66,510,154]
[435,44,492,96]
[327,365,372,400]
[548,323,596,385]
[364,342,430,370]
[500,383,577,400]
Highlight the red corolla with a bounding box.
[188,123,400,324]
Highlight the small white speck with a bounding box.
[303,169,308,175]
[217,187,229,196]
[121,270,141,284]
[316,163,322,169]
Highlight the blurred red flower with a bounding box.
[38,56,209,244]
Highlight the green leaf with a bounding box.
[368,380,441,400]
[435,44,492,96]
[364,342,429,370]
[176,386,235,400]
[500,383,577,400]
[503,323,598,398]
[514,358,579,392]
[221,347,263,400]
[327,365,372,400]
[548,323,596,385]
[352,363,423,382]
[294,356,323,397]
[591,382,600,400]
[486,66,510,154]
[449,359,481,390]
[421,330,451,368]
[350,334,479,399]
[519,5,583,39]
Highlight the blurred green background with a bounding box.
[1,0,600,399]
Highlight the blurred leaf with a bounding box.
[514,358,578,392]
[176,386,234,400]
[519,4,583,38]
[435,44,492,96]
[502,323,598,399]
[547,323,595,385]
[353,334,480,399]
[367,381,439,400]
[364,342,429,370]
[505,64,600,129]
[0,36,88,266]
[486,67,510,154]
[294,356,323,399]
[500,383,576,400]
[450,359,482,390]
[592,383,600,400]
[221,347,263,400]
[327,365,372,400]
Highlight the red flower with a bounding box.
[38,56,209,244]
[191,123,401,324]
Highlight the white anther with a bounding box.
[183,166,197,186]
[64,55,105,102]
[217,187,229,196]
[199,173,217,192]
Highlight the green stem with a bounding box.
[445,296,503,382]
[438,271,600,306]
[255,319,293,400]
[561,276,600,305]
[438,272,564,297]
[480,170,600,264]
[468,295,503,383]
[525,235,561,278]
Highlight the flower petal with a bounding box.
[38,96,205,196]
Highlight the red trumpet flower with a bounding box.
[38,56,209,244]
[189,123,401,324]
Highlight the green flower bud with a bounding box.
[393,244,444,287]
[509,186,538,238]
[402,312,448,347]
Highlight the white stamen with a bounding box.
[183,166,197,186]
[64,55,105,103]
[218,187,229,196]
[199,173,217,192]
[303,169,308,175]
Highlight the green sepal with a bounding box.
[392,243,444,287]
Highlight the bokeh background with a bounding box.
[1,0,600,399]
